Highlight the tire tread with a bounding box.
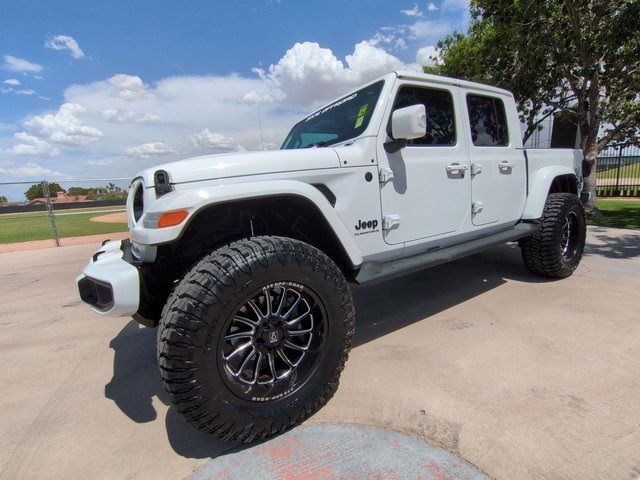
[519,193,586,278]
[157,236,355,442]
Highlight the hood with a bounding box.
[137,148,341,186]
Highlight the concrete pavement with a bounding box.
[1,226,639,479]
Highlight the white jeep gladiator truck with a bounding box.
[78,71,586,442]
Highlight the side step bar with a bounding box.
[355,223,539,284]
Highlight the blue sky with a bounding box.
[0,0,469,180]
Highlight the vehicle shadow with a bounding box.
[103,242,544,459]
[104,321,245,459]
[583,227,640,260]
[352,242,541,346]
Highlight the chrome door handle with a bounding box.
[446,164,468,174]
[499,161,516,169]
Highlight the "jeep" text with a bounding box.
[355,219,379,231]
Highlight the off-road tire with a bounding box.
[157,236,355,442]
[519,193,586,278]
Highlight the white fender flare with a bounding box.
[131,179,363,267]
[522,166,576,220]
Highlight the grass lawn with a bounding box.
[0,211,128,244]
[1,200,637,244]
[590,198,640,230]
[0,206,124,219]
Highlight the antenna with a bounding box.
[257,103,265,150]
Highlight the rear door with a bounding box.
[462,92,526,226]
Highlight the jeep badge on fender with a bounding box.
[355,219,378,231]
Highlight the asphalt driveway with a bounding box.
[1,226,639,479]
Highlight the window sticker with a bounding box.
[354,104,368,128]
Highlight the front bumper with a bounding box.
[76,240,140,317]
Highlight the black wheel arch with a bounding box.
[549,174,578,195]
[135,194,357,325]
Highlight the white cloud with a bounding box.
[2,55,43,74]
[441,0,469,10]
[126,142,176,158]
[427,2,439,12]
[9,132,59,156]
[63,72,297,159]
[401,4,424,17]
[241,90,273,104]
[106,74,148,101]
[22,103,104,146]
[44,35,85,60]
[190,128,244,152]
[416,46,439,67]
[409,20,454,39]
[346,41,406,77]
[1,29,463,178]
[1,87,36,95]
[0,162,65,179]
[84,158,116,167]
[4,78,21,85]
[101,109,163,124]
[255,41,410,107]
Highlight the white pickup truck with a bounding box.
[78,71,586,442]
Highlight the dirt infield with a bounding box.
[90,212,128,223]
[0,231,129,253]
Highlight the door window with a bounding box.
[391,86,456,146]
[466,94,509,146]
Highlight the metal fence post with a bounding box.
[615,144,623,192]
[42,180,60,247]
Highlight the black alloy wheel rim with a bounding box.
[218,283,328,402]
[560,211,580,261]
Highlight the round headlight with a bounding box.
[133,181,144,222]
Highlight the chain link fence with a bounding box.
[1,150,637,249]
[596,143,640,197]
[0,178,131,248]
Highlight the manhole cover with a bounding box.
[188,422,488,480]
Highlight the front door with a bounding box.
[379,83,470,245]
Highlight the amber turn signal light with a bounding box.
[157,210,189,228]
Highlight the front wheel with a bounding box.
[157,236,355,442]
[519,193,586,278]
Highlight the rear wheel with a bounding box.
[157,236,355,442]
[519,193,586,278]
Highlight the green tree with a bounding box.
[425,0,640,213]
[67,187,90,196]
[24,183,66,201]
[105,182,123,194]
[0,195,7,205]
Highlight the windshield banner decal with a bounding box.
[305,93,358,122]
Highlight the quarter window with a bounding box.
[466,94,509,146]
[392,86,456,146]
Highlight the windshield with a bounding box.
[281,80,385,149]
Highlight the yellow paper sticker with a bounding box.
[354,115,364,129]
[357,104,368,117]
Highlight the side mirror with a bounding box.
[385,104,426,153]
[392,104,426,140]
